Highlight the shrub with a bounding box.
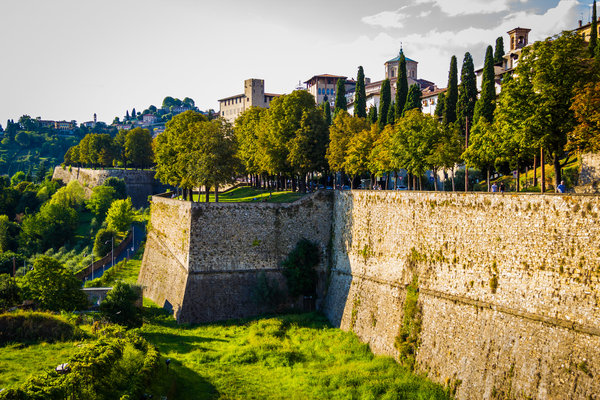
[103,177,127,200]
[0,273,21,311]
[281,238,319,297]
[100,282,142,328]
[94,228,117,258]
[0,311,85,344]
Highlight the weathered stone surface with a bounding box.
[576,153,600,194]
[324,191,600,399]
[52,166,166,206]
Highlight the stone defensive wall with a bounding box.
[138,190,333,323]
[52,166,167,207]
[323,190,600,399]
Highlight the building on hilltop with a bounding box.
[347,48,442,115]
[574,15,600,43]
[304,74,357,107]
[218,79,281,124]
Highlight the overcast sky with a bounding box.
[0,0,590,125]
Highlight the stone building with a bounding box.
[304,74,357,106]
[218,79,281,123]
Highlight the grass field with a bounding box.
[140,308,452,400]
[182,187,305,203]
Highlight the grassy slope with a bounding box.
[84,247,143,287]
[0,342,84,389]
[184,187,305,203]
[140,307,452,400]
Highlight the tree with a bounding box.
[106,198,134,233]
[443,56,458,125]
[124,127,153,168]
[103,177,127,200]
[387,102,395,125]
[494,37,505,64]
[395,53,409,120]
[322,101,332,126]
[474,46,496,124]
[508,31,591,186]
[370,124,395,183]
[568,81,600,153]
[378,79,391,128]
[354,66,367,118]
[23,256,88,311]
[100,282,142,328]
[49,180,85,210]
[282,238,319,297]
[20,203,78,253]
[131,108,137,119]
[435,92,446,120]
[462,119,504,188]
[235,107,267,180]
[345,124,378,187]
[35,160,48,183]
[326,111,370,174]
[368,106,377,125]
[0,274,20,310]
[94,228,117,258]
[183,97,195,109]
[334,78,347,114]
[456,52,477,133]
[0,215,19,252]
[591,1,598,58]
[403,84,422,114]
[86,185,116,218]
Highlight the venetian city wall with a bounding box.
[139,191,333,323]
[139,189,600,399]
[324,190,600,399]
[52,166,166,207]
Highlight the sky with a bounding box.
[0,0,591,126]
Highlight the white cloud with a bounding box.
[415,0,517,16]
[361,7,409,29]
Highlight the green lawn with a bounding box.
[0,341,88,390]
[139,307,452,400]
[84,246,143,287]
[181,187,305,203]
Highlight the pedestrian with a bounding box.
[556,180,566,193]
[499,182,505,193]
[491,182,498,193]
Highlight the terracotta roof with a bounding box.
[421,87,446,99]
[304,74,347,84]
[218,93,245,102]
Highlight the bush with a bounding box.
[106,198,134,233]
[0,311,85,344]
[0,273,21,311]
[281,238,319,297]
[100,282,142,328]
[103,177,127,200]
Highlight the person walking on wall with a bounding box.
[556,180,566,193]
[491,182,498,193]
[499,182,505,193]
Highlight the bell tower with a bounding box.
[507,27,531,51]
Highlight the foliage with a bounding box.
[463,118,504,173]
[367,105,377,125]
[568,81,600,153]
[354,66,367,118]
[19,203,79,254]
[443,56,458,125]
[403,84,422,114]
[474,45,496,124]
[93,228,117,258]
[0,274,20,311]
[322,101,332,126]
[281,238,319,297]
[123,127,154,168]
[48,180,85,210]
[0,311,85,344]
[394,275,422,369]
[106,198,134,233]
[334,78,347,114]
[591,0,598,58]
[345,124,379,183]
[103,177,127,200]
[395,53,409,120]
[22,256,88,311]
[326,111,370,173]
[456,52,477,133]
[0,215,20,252]
[435,91,445,119]
[377,79,391,128]
[85,246,143,288]
[86,185,116,219]
[494,37,505,64]
[100,282,142,328]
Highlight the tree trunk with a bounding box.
[215,182,219,203]
[487,168,490,192]
[465,166,469,193]
[451,168,456,192]
[292,177,297,192]
[205,183,210,202]
[533,156,537,187]
[553,153,562,189]
[540,148,546,193]
[419,175,422,191]
[516,167,520,192]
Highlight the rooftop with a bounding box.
[386,49,417,64]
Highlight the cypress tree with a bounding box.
[435,92,445,120]
[322,101,332,126]
[493,37,505,64]
[443,56,458,125]
[395,53,409,120]
[354,66,367,118]
[132,108,137,118]
[378,79,391,127]
[388,102,395,125]
[368,106,378,125]
[334,78,347,114]
[456,52,477,133]
[474,46,496,124]
[125,110,130,120]
[591,1,598,58]
[403,84,422,114]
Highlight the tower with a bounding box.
[244,79,265,108]
[507,28,531,51]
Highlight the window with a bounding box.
[391,68,395,77]
[326,89,330,95]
